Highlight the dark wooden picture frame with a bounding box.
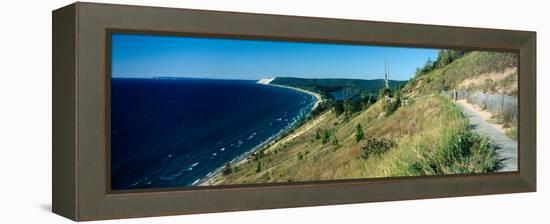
[53,2,536,221]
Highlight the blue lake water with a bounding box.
[111,78,316,190]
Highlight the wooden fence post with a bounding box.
[499,90,505,113]
[453,90,457,101]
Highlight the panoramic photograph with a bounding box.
[110,33,518,190]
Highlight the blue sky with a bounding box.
[111,33,438,81]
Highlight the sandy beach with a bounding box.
[197,79,322,186]
[269,84,323,110]
[257,78,323,110]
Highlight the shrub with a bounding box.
[359,138,396,159]
[252,152,264,161]
[333,101,345,116]
[480,103,488,110]
[506,126,518,141]
[501,111,514,124]
[491,112,513,125]
[346,98,363,114]
[309,101,329,118]
[322,129,331,144]
[222,163,233,176]
[355,124,364,143]
[379,87,391,100]
[332,134,339,147]
[384,96,401,116]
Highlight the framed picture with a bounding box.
[52,2,536,221]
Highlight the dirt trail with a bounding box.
[455,100,518,172]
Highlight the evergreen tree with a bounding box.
[222,163,233,175]
[322,129,331,144]
[255,161,261,173]
[332,134,339,147]
[355,124,364,143]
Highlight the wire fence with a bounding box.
[441,90,518,120]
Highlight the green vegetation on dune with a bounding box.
[206,51,513,185]
[213,96,497,185]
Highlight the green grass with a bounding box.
[383,97,498,176]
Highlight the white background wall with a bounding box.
[0,0,547,223]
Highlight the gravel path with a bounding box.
[456,101,518,172]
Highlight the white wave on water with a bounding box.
[160,168,185,180]
[236,139,244,147]
[247,132,257,140]
[185,162,200,171]
[191,179,200,185]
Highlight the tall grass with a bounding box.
[383,97,498,176]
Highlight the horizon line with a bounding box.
[111,75,412,82]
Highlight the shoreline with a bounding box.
[268,83,322,110]
[196,80,322,186]
[258,77,323,110]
